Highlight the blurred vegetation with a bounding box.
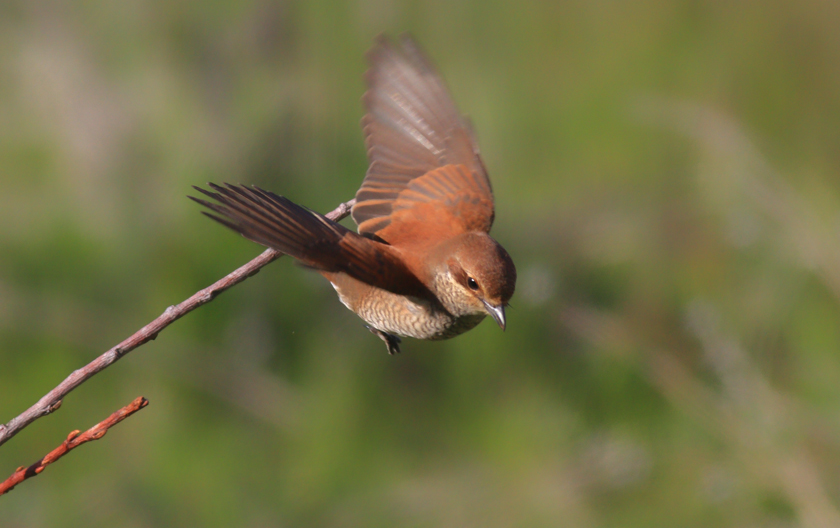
[2,0,840,526]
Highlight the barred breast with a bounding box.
[329,275,485,340]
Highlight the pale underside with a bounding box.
[330,273,486,340]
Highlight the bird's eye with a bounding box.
[467,277,479,290]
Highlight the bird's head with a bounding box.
[436,232,516,329]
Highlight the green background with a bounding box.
[3,1,840,526]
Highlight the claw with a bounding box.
[366,326,402,355]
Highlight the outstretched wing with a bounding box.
[190,184,430,298]
[352,35,495,244]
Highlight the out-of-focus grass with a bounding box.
[2,1,840,526]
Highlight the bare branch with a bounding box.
[0,396,149,497]
[0,198,356,448]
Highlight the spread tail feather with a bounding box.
[190,183,430,298]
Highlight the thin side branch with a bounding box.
[0,396,149,496]
[0,198,356,448]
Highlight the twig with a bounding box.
[0,198,356,449]
[0,396,149,496]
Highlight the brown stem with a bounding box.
[0,396,149,496]
[0,198,356,448]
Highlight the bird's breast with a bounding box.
[328,273,485,340]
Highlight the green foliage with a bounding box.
[2,0,840,526]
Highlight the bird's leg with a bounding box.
[366,326,402,355]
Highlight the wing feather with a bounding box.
[352,34,494,242]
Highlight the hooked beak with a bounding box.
[483,301,506,330]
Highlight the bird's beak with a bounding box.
[483,301,506,330]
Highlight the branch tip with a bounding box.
[0,199,353,449]
[0,396,150,497]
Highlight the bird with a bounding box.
[190,34,516,354]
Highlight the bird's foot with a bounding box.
[366,326,402,355]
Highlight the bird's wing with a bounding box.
[351,34,495,244]
[190,184,431,298]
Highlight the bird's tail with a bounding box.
[189,183,428,297]
[190,183,349,269]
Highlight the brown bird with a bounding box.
[191,35,516,354]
